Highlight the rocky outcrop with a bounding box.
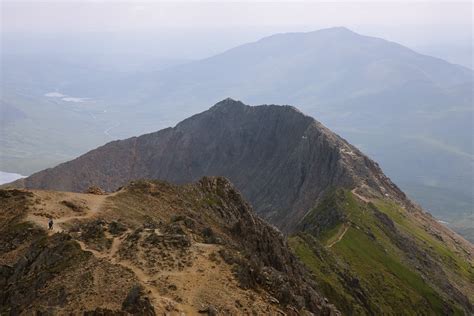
[197,177,340,314]
[1,233,90,314]
[85,185,107,195]
[121,285,156,315]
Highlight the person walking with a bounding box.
[48,218,54,230]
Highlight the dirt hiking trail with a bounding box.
[24,190,198,315]
[26,190,113,235]
[327,223,350,248]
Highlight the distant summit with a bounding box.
[209,97,245,109]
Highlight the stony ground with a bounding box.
[0,178,339,315]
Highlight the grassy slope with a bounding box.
[289,189,472,315]
[373,199,473,302]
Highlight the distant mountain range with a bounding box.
[1,27,473,240]
[4,99,473,314]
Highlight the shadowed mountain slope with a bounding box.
[10,99,404,233]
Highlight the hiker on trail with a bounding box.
[48,218,54,230]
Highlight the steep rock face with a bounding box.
[0,177,340,315]
[10,98,404,232]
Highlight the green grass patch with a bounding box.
[289,234,369,315]
[333,226,446,314]
[373,199,473,280]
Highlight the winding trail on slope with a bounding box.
[74,238,167,310]
[325,188,371,248]
[327,223,350,248]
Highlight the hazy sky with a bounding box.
[1,1,473,67]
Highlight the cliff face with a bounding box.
[11,98,404,232]
[0,177,339,315]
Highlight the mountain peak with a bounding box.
[255,26,359,45]
[319,26,354,33]
[307,26,361,39]
[211,97,245,109]
[211,98,306,117]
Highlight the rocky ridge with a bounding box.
[0,177,340,315]
[8,98,407,233]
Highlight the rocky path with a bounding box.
[26,191,112,235]
[74,237,183,312]
[25,191,199,314]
